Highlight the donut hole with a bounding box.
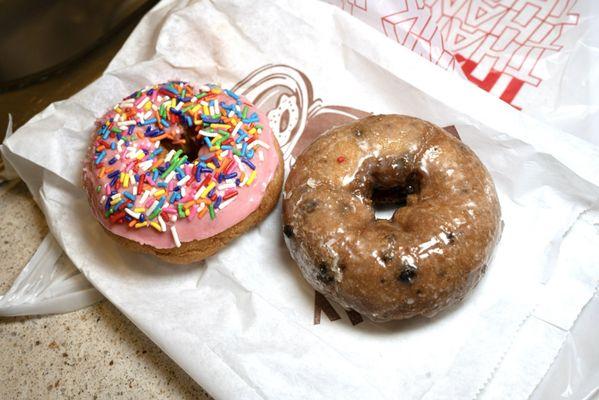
[371,171,422,220]
[161,125,203,162]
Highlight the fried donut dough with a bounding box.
[283,115,501,321]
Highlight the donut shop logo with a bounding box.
[232,65,370,168]
[231,64,459,326]
[334,0,580,109]
[232,64,368,325]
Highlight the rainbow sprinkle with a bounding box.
[90,81,268,247]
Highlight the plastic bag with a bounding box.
[325,0,599,145]
[0,119,103,316]
[0,233,102,316]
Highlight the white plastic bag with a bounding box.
[0,118,103,316]
[0,233,102,316]
[325,0,599,145]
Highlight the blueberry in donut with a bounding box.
[283,115,501,321]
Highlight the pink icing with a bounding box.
[83,86,279,249]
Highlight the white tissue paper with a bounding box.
[2,0,598,399]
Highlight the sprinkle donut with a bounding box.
[83,81,283,264]
[283,115,501,321]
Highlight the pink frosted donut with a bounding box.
[83,81,283,264]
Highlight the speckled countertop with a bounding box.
[0,11,212,399]
[0,181,211,399]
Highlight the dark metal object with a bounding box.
[0,0,157,92]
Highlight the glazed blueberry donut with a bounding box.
[282,115,501,321]
[83,81,283,264]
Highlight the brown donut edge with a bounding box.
[102,140,284,265]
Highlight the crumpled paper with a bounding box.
[2,0,599,398]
